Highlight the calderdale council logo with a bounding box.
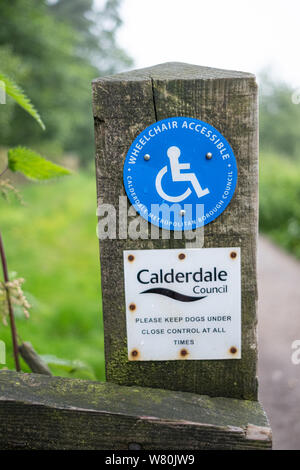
[137,266,229,302]
[141,287,206,302]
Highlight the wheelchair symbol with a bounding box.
[155,146,210,203]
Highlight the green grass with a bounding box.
[0,171,105,380]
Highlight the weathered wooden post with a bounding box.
[92,62,272,449]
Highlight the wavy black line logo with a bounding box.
[140,287,206,303]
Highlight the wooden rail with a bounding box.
[0,371,271,450]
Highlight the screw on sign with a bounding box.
[180,348,189,358]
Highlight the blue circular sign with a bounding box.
[123,117,238,231]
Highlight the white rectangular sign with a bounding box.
[124,247,241,361]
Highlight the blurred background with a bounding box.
[0,0,300,449]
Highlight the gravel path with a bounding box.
[258,236,300,450]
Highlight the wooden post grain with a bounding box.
[92,62,258,400]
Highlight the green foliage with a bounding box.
[0,172,104,380]
[8,146,71,181]
[49,0,130,71]
[260,153,300,257]
[0,73,45,130]
[259,74,300,160]
[0,67,72,373]
[0,71,71,184]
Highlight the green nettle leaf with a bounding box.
[8,147,71,181]
[0,72,45,130]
